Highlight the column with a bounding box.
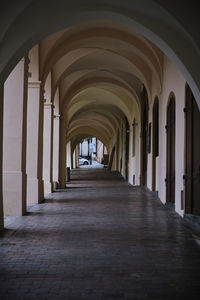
[53,114,60,187]
[66,141,72,169]
[73,149,76,169]
[75,144,79,168]
[3,58,29,216]
[0,86,4,229]
[26,81,44,204]
[58,115,66,188]
[43,103,53,194]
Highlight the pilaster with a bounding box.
[26,80,44,204]
[53,114,60,186]
[43,103,53,194]
[58,115,66,188]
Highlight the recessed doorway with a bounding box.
[166,96,175,204]
[185,85,200,215]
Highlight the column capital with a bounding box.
[44,103,53,108]
[28,81,41,88]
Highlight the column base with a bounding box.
[58,180,66,189]
[27,177,44,204]
[44,181,53,194]
[3,171,26,216]
[53,181,59,191]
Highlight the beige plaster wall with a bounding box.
[151,56,185,216]
[28,45,39,81]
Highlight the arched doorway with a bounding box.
[184,85,200,215]
[166,95,175,204]
[140,86,148,186]
[152,97,159,191]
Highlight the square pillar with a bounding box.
[53,114,60,186]
[26,81,44,204]
[75,144,79,168]
[43,103,53,194]
[58,115,66,188]
[3,58,28,216]
[66,141,72,169]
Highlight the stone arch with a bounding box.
[1,1,200,107]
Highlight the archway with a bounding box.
[184,85,200,215]
[166,95,175,204]
[1,1,200,107]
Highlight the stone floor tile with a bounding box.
[0,169,200,299]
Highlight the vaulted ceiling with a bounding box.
[38,20,163,147]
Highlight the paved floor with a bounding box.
[0,169,200,300]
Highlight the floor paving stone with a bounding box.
[0,168,200,299]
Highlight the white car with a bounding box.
[79,157,89,165]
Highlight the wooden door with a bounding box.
[152,98,159,191]
[125,117,129,181]
[140,87,148,185]
[166,97,175,203]
[185,85,200,215]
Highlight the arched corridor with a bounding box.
[1,1,200,299]
[1,1,200,222]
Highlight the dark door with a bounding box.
[140,87,148,185]
[166,97,175,203]
[185,85,200,215]
[125,117,130,181]
[152,98,159,191]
